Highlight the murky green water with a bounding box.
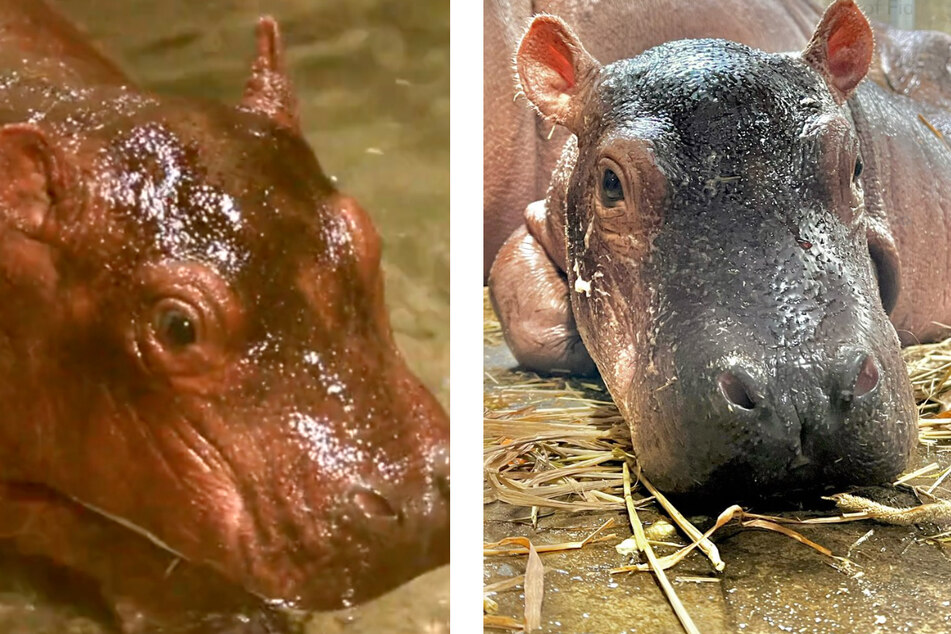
[0,0,448,632]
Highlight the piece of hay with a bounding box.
[894,462,940,485]
[622,462,700,634]
[484,518,617,556]
[481,535,547,632]
[611,505,841,574]
[483,614,524,631]
[638,468,725,572]
[829,493,951,525]
[524,540,543,631]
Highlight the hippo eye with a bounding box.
[153,304,198,348]
[852,156,863,181]
[601,168,625,205]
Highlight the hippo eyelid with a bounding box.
[132,260,241,380]
[852,155,863,181]
[596,156,629,216]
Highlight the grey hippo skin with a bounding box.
[484,0,824,279]
[488,0,951,500]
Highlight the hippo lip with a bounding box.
[3,477,448,609]
[1,480,292,606]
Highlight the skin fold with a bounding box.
[489,0,951,500]
[0,1,449,631]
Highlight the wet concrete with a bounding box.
[485,341,951,634]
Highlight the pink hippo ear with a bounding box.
[516,15,601,132]
[0,123,73,238]
[239,16,301,132]
[802,0,874,105]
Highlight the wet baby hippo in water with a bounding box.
[0,0,448,630]
[489,0,951,499]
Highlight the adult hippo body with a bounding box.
[489,1,951,498]
[0,0,449,631]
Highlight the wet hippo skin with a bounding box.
[489,1,951,500]
[0,0,449,631]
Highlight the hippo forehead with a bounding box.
[95,108,347,279]
[570,40,876,352]
[592,39,837,165]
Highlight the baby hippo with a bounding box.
[0,0,449,630]
[490,0,951,500]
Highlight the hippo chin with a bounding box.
[489,0,946,499]
[0,0,448,629]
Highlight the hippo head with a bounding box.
[516,1,916,498]
[0,19,448,612]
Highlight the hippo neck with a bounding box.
[0,0,131,90]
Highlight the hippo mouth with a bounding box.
[0,480,271,599]
[0,479,187,558]
[0,476,449,612]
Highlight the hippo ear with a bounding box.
[0,123,73,237]
[802,0,874,105]
[239,17,301,132]
[516,15,601,132]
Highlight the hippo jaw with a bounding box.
[4,368,449,612]
[516,2,917,499]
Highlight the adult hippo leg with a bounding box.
[489,202,595,376]
[484,0,534,279]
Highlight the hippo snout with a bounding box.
[279,387,450,608]
[341,441,450,540]
[636,343,917,499]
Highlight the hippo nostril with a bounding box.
[351,488,398,520]
[852,354,880,399]
[718,370,756,410]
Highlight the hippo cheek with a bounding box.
[629,345,916,500]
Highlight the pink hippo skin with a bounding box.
[0,1,449,631]
[488,0,951,499]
